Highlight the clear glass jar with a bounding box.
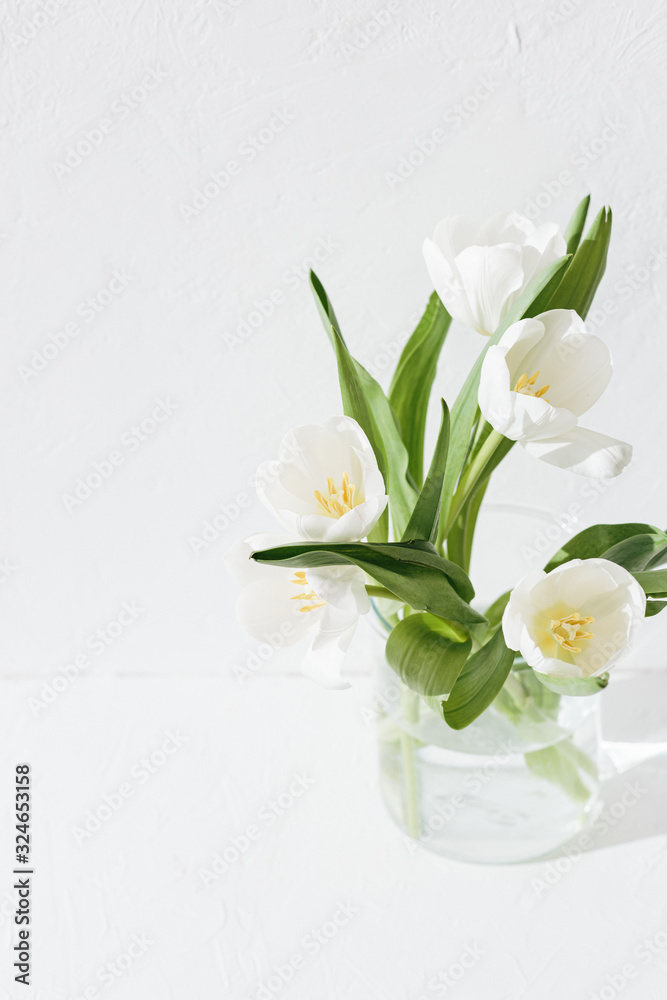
[374,635,602,865]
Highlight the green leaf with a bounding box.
[439,628,515,730]
[602,531,667,572]
[251,540,486,625]
[533,671,609,697]
[633,569,667,598]
[525,740,594,803]
[402,399,450,545]
[438,255,571,545]
[563,194,591,256]
[645,600,667,617]
[446,475,488,575]
[483,589,512,633]
[545,522,666,572]
[386,613,471,697]
[310,271,417,538]
[389,293,452,487]
[545,206,612,318]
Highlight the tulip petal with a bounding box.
[478,211,535,245]
[423,238,477,329]
[523,426,632,479]
[501,569,547,650]
[235,577,316,647]
[503,558,645,679]
[225,534,292,586]
[520,310,613,416]
[297,495,389,544]
[479,339,577,443]
[301,621,357,689]
[454,245,525,335]
[524,221,567,257]
[256,416,388,542]
[432,215,481,258]
[300,565,369,688]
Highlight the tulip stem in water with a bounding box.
[400,687,421,840]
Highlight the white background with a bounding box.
[2,0,667,997]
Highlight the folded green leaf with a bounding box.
[533,671,609,697]
[402,399,450,545]
[544,206,612,318]
[438,628,515,730]
[545,522,666,572]
[389,293,452,486]
[633,569,667,598]
[386,613,471,697]
[563,194,591,256]
[251,540,485,625]
[310,271,417,538]
[437,255,571,547]
[602,531,667,572]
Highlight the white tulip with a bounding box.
[423,211,566,335]
[255,416,388,543]
[225,534,370,688]
[502,558,646,678]
[478,309,632,479]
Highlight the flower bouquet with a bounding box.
[228,198,667,863]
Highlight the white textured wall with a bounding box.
[3,1,667,998]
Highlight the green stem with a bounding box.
[399,686,421,840]
[442,429,504,537]
[441,430,515,542]
[365,585,403,602]
[447,477,489,574]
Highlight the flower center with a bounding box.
[313,473,359,518]
[290,571,326,614]
[514,370,550,401]
[549,611,595,653]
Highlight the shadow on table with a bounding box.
[543,672,667,859]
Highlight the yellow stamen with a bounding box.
[514,369,550,402]
[549,612,595,654]
[290,572,326,614]
[313,472,361,519]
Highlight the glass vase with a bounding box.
[375,653,601,864]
